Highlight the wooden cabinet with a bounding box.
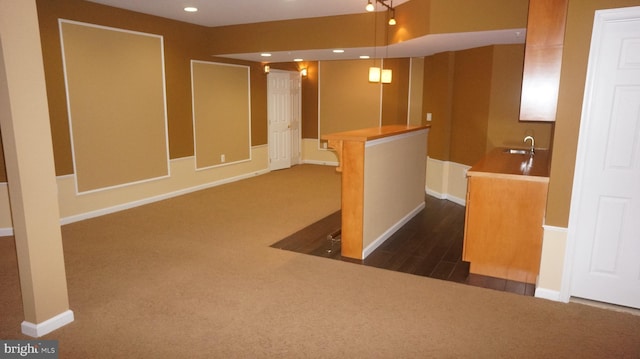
[519,0,569,122]
[463,175,548,284]
[462,149,550,284]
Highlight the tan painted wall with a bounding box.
[35,0,265,177]
[1,0,530,182]
[381,58,411,125]
[408,58,425,126]
[423,52,455,161]
[301,62,319,139]
[429,0,529,34]
[545,0,640,227]
[487,44,554,152]
[424,45,553,167]
[319,60,383,137]
[59,21,170,192]
[205,0,529,54]
[363,130,428,253]
[1,0,534,228]
[192,62,251,169]
[449,46,493,166]
[56,147,269,222]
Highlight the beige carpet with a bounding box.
[1,164,639,358]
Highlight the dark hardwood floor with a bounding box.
[271,195,535,296]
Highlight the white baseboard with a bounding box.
[425,157,468,206]
[301,159,339,166]
[446,195,466,206]
[534,287,563,302]
[425,188,447,199]
[425,188,466,206]
[2,168,272,233]
[538,225,571,303]
[362,202,426,258]
[60,168,270,226]
[542,224,569,234]
[21,309,74,337]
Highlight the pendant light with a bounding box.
[367,1,393,84]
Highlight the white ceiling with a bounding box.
[87,0,412,27]
[86,0,525,62]
[219,29,526,63]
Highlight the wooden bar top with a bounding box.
[321,124,430,142]
[467,147,550,182]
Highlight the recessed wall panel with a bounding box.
[191,61,251,170]
[60,20,169,193]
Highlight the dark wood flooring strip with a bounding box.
[271,196,534,297]
[271,211,342,258]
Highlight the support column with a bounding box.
[0,0,73,337]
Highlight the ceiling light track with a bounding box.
[365,0,397,25]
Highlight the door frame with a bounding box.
[267,69,302,170]
[561,5,640,303]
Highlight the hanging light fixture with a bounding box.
[365,0,375,12]
[368,2,380,83]
[381,9,392,84]
[365,0,397,25]
[369,67,381,82]
[367,1,393,84]
[388,8,397,25]
[381,68,392,83]
[369,67,392,83]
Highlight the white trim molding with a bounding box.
[535,225,570,302]
[21,310,74,338]
[60,167,270,226]
[301,138,339,165]
[425,157,469,206]
[534,287,562,302]
[302,159,339,166]
[1,148,270,233]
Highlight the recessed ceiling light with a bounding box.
[184,7,198,12]
[332,49,345,53]
[260,53,272,57]
[294,58,303,62]
[360,55,370,59]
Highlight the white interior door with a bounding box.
[267,71,301,170]
[289,72,301,166]
[568,6,640,309]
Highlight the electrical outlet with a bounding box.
[220,154,225,163]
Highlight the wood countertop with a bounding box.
[467,147,550,182]
[321,124,430,142]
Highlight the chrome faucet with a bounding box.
[524,135,535,156]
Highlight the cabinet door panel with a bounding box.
[519,0,568,122]
[463,176,548,283]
